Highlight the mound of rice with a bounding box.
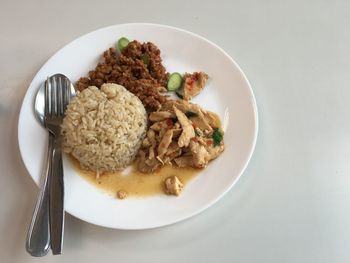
[61,83,148,174]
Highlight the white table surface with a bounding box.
[1,0,350,262]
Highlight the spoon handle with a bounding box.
[26,133,54,257]
[49,135,64,255]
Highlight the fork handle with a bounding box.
[49,136,65,255]
[26,133,54,257]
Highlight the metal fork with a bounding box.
[45,74,73,255]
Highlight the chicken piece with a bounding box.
[178,72,208,101]
[174,156,194,167]
[163,100,211,131]
[204,111,221,129]
[163,157,173,165]
[196,136,208,146]
[164,176,184,196]
[191,116,212,132]
[160,100,178,112]
[162,99,199,114]
[139,159,161,173]
[190,140,210,168]
[138,149,161,173]
[165,141,182,161]
[157,156,174,165]
[206,143,225,161]
[166,141,180,155]
[149,111,175,122]
[144,158,161,173]
[150,121,167,131]
[142,137,151,148]
[137,150,148,172]
[147,129,156,145]
[157,129,174,157]
[173,106,195,147]
[167,149,182,161]
[158,127,169,142]
[148,145,156,160]
[117,190,127,200]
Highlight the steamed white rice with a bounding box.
[61,83,147,174]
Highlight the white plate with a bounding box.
[18,23,258,230]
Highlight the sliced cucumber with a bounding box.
[117,37,130,52]
[167,73,183,91]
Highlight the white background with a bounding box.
[1,0,350,262]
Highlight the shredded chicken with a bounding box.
[157,129,173,157]
[174,156,194,167]
[149,111,175,122]
[178,72,208,101]
[189,140,210,168]
[204,111,221,129]
[137,99,224,176]
[173,106,195,147]
[164,176,184,196]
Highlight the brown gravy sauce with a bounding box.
[69,156,200,198]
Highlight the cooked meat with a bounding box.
[206,143,225,161]
[174,156,194,167]
[170,101,212,132]
[137,150,149,172]
[148,145,156,160]
[147,129,156,145]
[138,150,160,173]
[157,124,168,141]
[142,137,151,148]
[145,158,160,171]
[189,140,210,168]
[162,99,200,113]
[191,116,212,132]
[178,72,208,101]
[157,129,174,157]
[164,176,184,196]
[173,106,195,147]
[150,120,167,131]
[165,142,182,160]
[204,111,221,129]
[166,141,181,155]
[137,99,224,172]
[76,41,169,111]
[117,190,128,200]
[149,111,175,122]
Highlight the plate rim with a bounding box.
[18,23,258,230]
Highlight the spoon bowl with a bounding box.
[35,77,75,126]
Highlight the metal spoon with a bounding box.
[26,75,75,257]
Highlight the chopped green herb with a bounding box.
[175,91,183,99]
[171,117,178,124]
[185,111,198,118]
[141,53,150,66]
[212,128,223,146]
